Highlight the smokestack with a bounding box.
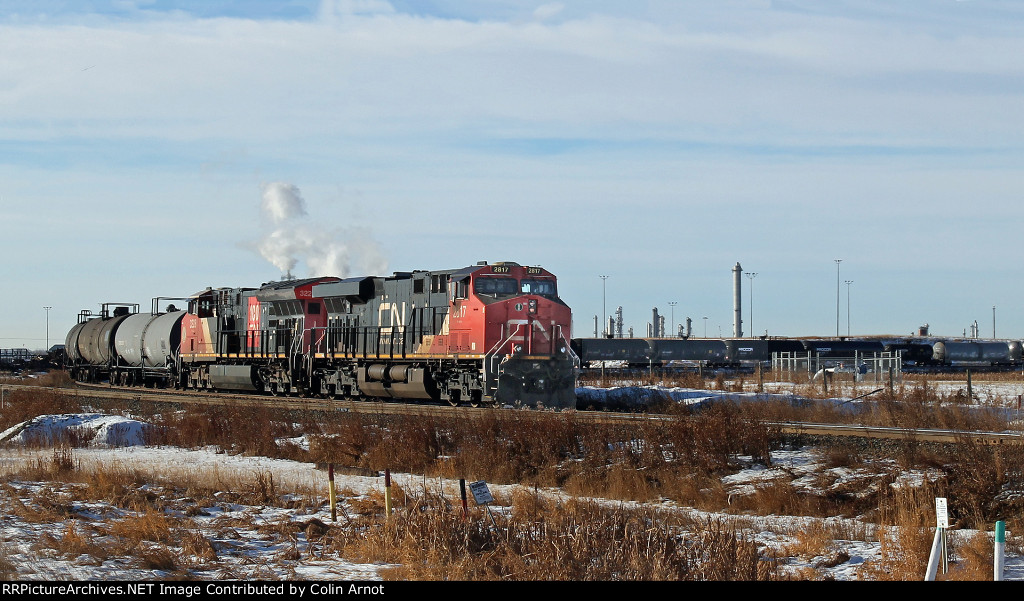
[732,262,743,338]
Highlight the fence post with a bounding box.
[460,479,468,520]
[995,521,1005,581]
[328,463,337,522]
[925,526,943,581]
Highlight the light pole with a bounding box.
[43,306,52,351]
[745,272,757,338]
[845,281,853,336]
[600,275,609,338]
[993,305,996,339]
[703,316,708,338]
[834,259,842,337]
[668,301,677,337]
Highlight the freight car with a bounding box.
[572,337,797,368]
[883,342,937,366]
[724,339,804,364]
[570,337,652,366]
[64,261,577,409]
[931,340,1021,367]
[798,339,886,358]
[65,303,138,384]
[651,338,730,365]
[572,336,895,369]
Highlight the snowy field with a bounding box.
[0,378,1022,581]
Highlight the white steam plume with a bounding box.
[255,182,388,278]
[261,182,307,224]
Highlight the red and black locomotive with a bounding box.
[65,262,578,409]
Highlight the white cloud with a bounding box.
[0,6,1020,148]
[317,0,395,20]
[533,3,565,22]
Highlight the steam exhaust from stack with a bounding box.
[253,182,388,279]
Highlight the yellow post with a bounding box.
[328,463,337,522]
[384,469,392,516]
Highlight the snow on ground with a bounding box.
[0,413,154,447]
[1,379,1023,580]
[0,444,390,580]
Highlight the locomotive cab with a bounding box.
[453,263,576,408]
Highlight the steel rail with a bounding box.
[2,382,1022,444]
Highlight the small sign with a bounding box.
[469,480,494,505]
[935,497,949,528]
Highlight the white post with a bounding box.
[995,521,1005,581]
[926,497,949,581]
[925,527,943,581]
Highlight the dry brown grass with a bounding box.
[0,370,75,388]
[0,545,18,579]
[942,531,994,581]
[859,478,942,580]
[336,493,778,581]
[784,520,841,560]
[40,521,111,561]
[107,510,174,544]
[137,544,179,571]
[181,529,219,564]
[2,377,1024,579]
[9,381,1022,527]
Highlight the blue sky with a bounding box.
[2,0,1024,349]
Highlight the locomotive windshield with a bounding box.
[474,277,518,297]
[521,278,557,297]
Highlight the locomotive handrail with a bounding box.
[288,318,304,378]
[484,323,525,396]
[486,322,523,357]
[556,326,580,367]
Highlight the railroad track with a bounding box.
[2,382,1022,445]
[768,421,1024,445]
